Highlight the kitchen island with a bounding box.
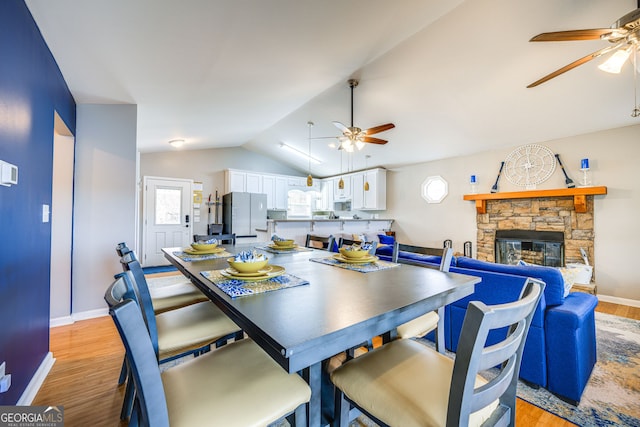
[257,218,394,245]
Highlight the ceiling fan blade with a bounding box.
[361,136,388,145]
[530,28,618,42]
[333,121,351,135]
[527,43,624,88]
[364,123,395,135]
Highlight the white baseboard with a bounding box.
[50,316,74,328]
[17,352,55,405]
[71,307,109,322]
[50,308,108,328]
[597,294,640,308]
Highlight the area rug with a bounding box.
[514,312,640,426]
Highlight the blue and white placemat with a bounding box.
[310,257,400,273]
[201,269,309,298]
[173,250,232,262]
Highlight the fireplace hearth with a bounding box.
[495,230,564,267]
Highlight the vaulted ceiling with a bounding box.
[26,0,639,177]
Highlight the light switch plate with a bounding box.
[42,204,50,223]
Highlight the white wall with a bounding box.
[385,124,640,302]
[140,147,303,236]
[72,104,137,314]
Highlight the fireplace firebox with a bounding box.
[495,230,564,267]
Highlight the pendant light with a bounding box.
[364,155,371,191]
[338,149,345,189]
[306,121,313,186]
[633,49,640,118]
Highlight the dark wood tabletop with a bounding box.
[163,243,479,425]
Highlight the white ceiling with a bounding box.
[27,0,639,177]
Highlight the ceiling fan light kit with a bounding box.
[527,2,640,117]
[325,79,395,151]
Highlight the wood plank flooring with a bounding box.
[32,282,639,426]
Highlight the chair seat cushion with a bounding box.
[156,301,240,359]
[150,281,208,314]
[396,311,439,339]
[330,339,498,427]
[162,339,311,427]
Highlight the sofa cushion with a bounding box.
[455,257,565,306]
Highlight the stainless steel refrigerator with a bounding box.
[222,192,267,237]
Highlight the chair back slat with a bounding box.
[193,233,236,245]
[109,298,170,427]
[447,278,544,426]
[305,234,335,251]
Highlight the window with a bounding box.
[155,187,182,224]
[421,176,448,204]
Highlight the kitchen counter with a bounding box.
[267,218,394,223]
[263,218,394,245]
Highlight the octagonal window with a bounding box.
[421,175,448,203]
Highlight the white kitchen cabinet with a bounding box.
[351,173,365,209]
[262,175,276,208]
[275,176,288,209]
[363,168,386,210]
[321,179,334,210]
[246,172,262,193]
[333,175,352,200]
[226,170,246,193]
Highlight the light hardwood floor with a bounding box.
[32,285,639,426]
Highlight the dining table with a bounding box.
[163,243,480,426]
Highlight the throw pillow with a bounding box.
[377,234,395,245]
[518,260,577,297]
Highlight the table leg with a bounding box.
[303,362,322,426]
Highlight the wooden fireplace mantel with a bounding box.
[463,186,607,214]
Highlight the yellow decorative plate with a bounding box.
[184,246,225,255]
[224,265,274,277]
[332,254,379,264]
[219,265,285,281]
[268,243,296,250]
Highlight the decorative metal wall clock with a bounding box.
[504,144,556,189]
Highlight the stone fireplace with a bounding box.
[474,195,596,269]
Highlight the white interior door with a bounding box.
[143,176,192,266]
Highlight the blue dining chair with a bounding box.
[105,275,311,427]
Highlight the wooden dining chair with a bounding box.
[115,243,207,314]
[330,278,544,427]
[193,233,236,245]
[105,276,311,427]
[305,234,335,251]
[336,237,377,255]
[392,244,453,353]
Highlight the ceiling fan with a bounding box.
[320,79,395,152]
[527,3,640,89]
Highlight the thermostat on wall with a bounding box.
[0,160,18,186]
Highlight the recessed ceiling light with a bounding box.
[168,139,185,148]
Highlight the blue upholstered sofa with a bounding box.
[375,241,598,405]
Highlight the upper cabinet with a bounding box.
[333,175,352,200]
[351,168,387,210]
[226,168,386,211]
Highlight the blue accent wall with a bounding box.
[0,0,76,404]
